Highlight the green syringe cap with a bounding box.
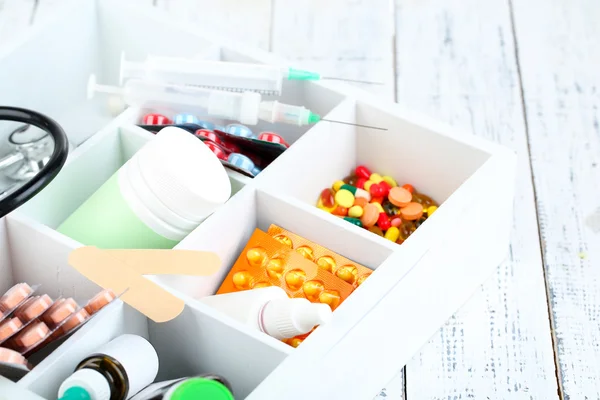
[170,378,234,400]
[288,68,321,81]
[308,112,321,124]
[59,387,92,400]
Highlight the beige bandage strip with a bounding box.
[69,247,221,323]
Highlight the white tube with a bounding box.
[199,287,332,340]
[120,53,285,96]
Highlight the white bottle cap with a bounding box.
[58,369,111,400]
[94,334,159,397]
[261,298,333,340]
[122,127,231,241]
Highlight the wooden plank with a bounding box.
[271,0,395,100]
[154,0,272,50]
[0,0,35,49]
[511,0,600,398]
[394,0,560,398]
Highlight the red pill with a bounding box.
[320,189,335,208]
[332,206,348,216]
[369,183,386,198]
[377,212,391,231]
[203,141,228,160]
[195,129,223,144]
[402,184,415,194]
[371,196,384,204]
[379,181,391,197]
[356,177,367,190]
[258,132,290,148]
[222,142,241,153]
[142,113,171,125]
[355,165,371,180]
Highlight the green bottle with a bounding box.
[57,127,231,249]
[129,375,234,400]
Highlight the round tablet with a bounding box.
[400,202,424,221]
[388,187,412,207]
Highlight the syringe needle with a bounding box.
[320,118,388,131]
[319,77,385,85]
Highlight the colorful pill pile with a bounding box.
[317,165,439,244]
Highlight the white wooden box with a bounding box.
[0,1,517,399]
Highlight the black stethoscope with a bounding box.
[0,107,69,218]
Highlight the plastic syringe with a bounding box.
[120,54,382,96]
[88,75,320,126]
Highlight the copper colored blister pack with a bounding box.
[267,225,373,288]
[217,229,353,310]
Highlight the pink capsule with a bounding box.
[195,129,223,145]
[142,113,171,125]
[258,132,289,148]
[391,216,402,227]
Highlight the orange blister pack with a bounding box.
[267,224,373,288]
[216,229,354,311]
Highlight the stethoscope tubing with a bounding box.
[0,106,69,218]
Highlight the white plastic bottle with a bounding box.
[57,127,231,249]
[199,287,332,340]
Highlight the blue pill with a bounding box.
[225,124,255,138]
[173,114,199,125]
[251,166,262,176]
[228,153,255,172]
[197,120,215,130]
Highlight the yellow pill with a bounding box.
[296,246,315,261]
[316,256,336,272]
[273,234,293,248]
[317,198,336,213]
[372,202,384,213]
[232,271,254,290]
[382,175,397,187]
[336,265,358,285]
[285,269,306,291]
[348,205,364,218]
[356,272,371,287]
[287,338,303,348]
[368,226,384,236]
[319,289,341,310]
[253,281,271,289]
[384,226,400,242]
[369,173,383,183]
[427,205,438,216]
[332,180,344,191]
[246,247,268,268]
[266,258,285,279]
[363,180,374,191]
[334,189,355,208]
[302,280,325,302]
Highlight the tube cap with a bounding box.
[59,386,92,400]
[170,378,234,400]
[58,369,110,400]
[261,298,333,339]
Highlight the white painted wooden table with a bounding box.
[1,0,599,398]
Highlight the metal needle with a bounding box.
[320,77,385,85]
[320,118,388,131]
